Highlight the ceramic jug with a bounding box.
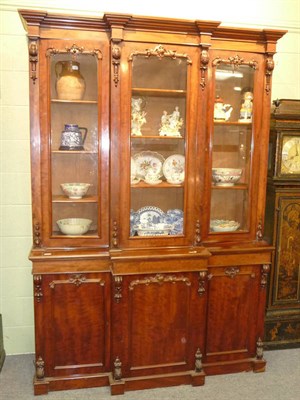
[59,124,88,151]
[55,61,86,100]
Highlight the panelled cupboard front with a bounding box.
[19,10,286,395]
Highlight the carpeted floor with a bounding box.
[0,349,299,400]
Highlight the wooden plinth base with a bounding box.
[109,370,206,395]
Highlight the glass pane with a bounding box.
[130,54,187,238]
[50,52,99,236]
[210,63,254,233]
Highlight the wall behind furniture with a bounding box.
[0,0,299,355]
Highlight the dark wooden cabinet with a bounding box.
[265,100,300,349]
[19,9,286,395]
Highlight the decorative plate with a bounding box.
[163,154,185,180]
[134,223,173,236]
[131,157,137,179]
[135,206,165,225]
[133,151,165,179]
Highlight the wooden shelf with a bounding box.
[214,120,252,126]
[131,135,184,140]
[212,183,248,190]
[132,88,186,97]
[52,195,98,203]
[51,99,98,104]
[51,150,97,154]
[131,181,184,188]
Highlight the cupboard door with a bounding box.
[113,43,199,248]
[112,270,207,378]
[205,265,260,363]
[34,272,110,379]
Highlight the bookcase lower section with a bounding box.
[32,247,270,396]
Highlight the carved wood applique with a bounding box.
[213,54,258,70]
[128,44,192,65]
[33,275,43,303]
[129,273,191,290]
[46,43,102,59]
[225,267,240,278]
[49,274,105,289]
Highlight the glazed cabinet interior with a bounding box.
[19,9,286,396]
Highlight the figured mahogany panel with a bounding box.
[129,274,190,369]
[40,272,110,377]
[111,270,207,378]
[205,265,259,362]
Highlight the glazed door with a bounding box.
[203,51,265,241]
[39,39,109,247]
[113,42,199,248]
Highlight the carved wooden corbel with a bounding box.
[113,357,122,380]
[112,45,121,87]
[114,276,123,303]
[200,48,209,90]
[33,275,43,303]
[198,271,207,296]
[256,337,264,360]
[28,40,38,84]
[261,264,270,288]
[265,55,275,94]
[35,356,45,380]
[195,348,203,372]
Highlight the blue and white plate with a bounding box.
[135,206,165,225]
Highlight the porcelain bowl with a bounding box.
[210,219,240,232]
[212,168,242,186]
[60,183,91,199]
[57,218,92,235]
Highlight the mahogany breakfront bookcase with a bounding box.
[19,9,286,395]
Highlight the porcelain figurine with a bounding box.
[214,96,233,121]
[159,107,183,137]
[131,97,147,136]
[239,91,253,122]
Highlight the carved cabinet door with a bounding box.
[111,270,208,380]
[33,271,111,380]
[205,264,267,367]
